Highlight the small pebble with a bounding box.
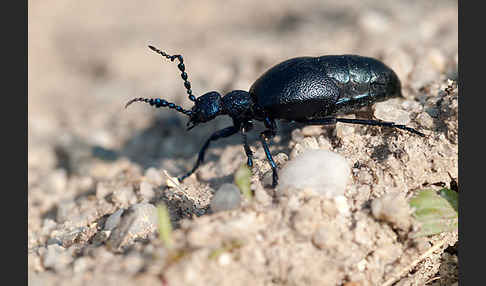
[218,253,232,266]
[373,100,410,125]
[371,192,412,230]
[41,219,57,236]
[139,181,155,202]
[42,244,73,272]
[278,149,351,197]
[357,259,367,271]
[111,185,137,206]
[107,203,158,250]
[401,100,422,112]
[104,208,124,231]
[416,112,435,129]
[210,183,242,212]
[312,226,339,250]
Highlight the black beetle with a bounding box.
[126,45,424,187]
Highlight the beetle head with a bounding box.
[187,91,223,130]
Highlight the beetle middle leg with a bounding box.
[299,117,425,137]
[259,117,279,187]
[178,126,238,182]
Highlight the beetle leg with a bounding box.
[300,117,425,137]
[259,117,279,187]
[178,126,238,182]
[334,118,425,136]
[260,128,279,187]
[241,130,254,168]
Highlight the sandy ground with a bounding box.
[28,1,458,285]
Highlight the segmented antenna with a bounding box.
[125,97,192,116]
[148,45,196,102]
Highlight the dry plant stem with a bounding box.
[381,239,450,286]
[163,170,185,193]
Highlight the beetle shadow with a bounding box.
[87,113,303,189]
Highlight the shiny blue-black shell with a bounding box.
[249,55,401,121]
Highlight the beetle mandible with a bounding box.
[126,45,424,187]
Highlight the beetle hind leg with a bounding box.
[299,117,425,137]
[335,118,425,137]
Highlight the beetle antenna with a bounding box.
[125,97,193,116]
[148,45,196,103]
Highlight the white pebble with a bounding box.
[357,259,367,271]
[210,183,241,212]
[278,149,351,197]
[218,253,232,266]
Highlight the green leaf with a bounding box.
[409,189,458,237]
[234,164,252,200]
[157,203,173,248]
[439,188,458,212]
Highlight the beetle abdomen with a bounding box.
[250,57,340,120]
[320,55,401,113]
[250,55,401,119]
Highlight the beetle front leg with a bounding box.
[178,126,238,182]
[240,122,254,168]
[241,132,254,168]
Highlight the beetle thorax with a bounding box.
[221,90,255,121]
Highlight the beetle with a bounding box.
[126,45,424,187]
